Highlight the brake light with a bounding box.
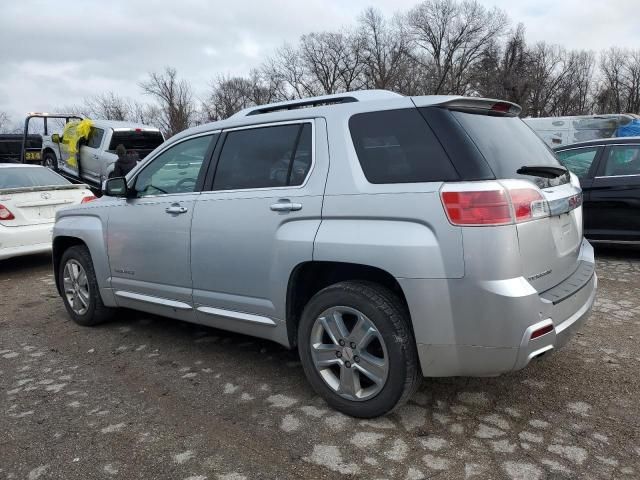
[0,204,15,220]
[81,195,97,204]
[441,181,550,226]
[491,102,511,113]
[441,190,511,225]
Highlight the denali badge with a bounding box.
[527,269,552,281]
[114,268,135,276]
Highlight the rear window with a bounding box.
[349,109,458,184]
[451,111,568,187]
[0,167,69,189]
[108,131,164,155]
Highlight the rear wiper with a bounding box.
[517,165,568,178]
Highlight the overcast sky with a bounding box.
[1,0,638,125]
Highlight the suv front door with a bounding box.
[190,120,328,338]
[107,133,217,318]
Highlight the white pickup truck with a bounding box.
[41,120,164,189]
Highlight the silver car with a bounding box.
[53,90,597,418]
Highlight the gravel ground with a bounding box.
[1,247,639,480]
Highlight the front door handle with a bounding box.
[165,204,188,215]
[270,200,302,212]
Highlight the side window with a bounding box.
[556,147,598,178]
[213,123,312,190]
[86,128,104,149]
[134,135,213,197]
[602,145,640,176]
[349,109,458,184]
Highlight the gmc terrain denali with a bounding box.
[52,90,597,418]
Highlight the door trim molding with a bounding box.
[114,290,193,310]
[196,306,276,326]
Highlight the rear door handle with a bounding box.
[270,200,302,212]
[166,204,188,215]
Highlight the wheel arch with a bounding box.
[42,147,57,157]
[52,236,87,295]
[285,261,411,347]
[53,214,115,306]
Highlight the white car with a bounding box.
[0,164,95,261]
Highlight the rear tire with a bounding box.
[298,281,421,418]
[58,245,114,326]
[43,151,58,171]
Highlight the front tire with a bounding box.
[43,151,58,171]
[58,245,113,326]
[298,281,421,418]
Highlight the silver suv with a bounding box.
[53,90,597,418]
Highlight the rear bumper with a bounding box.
[0,223,53,260]
[401,239,597,377]
[512,271,596,371]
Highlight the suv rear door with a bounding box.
[190,119,328,334]
[555,145,604,238]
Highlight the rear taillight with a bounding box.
[81,195,97,204]
[509,188,549,222]
[0,204,15,220]
[441,181,550,226]
[441,190,511,225]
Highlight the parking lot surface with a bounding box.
[1,248,639,480]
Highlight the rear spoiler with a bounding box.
[412,96,522,117]
[0,184,89,195]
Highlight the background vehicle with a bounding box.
[42,119,164,189]
[0,134,42,163]
[52,90,596,418]
[555,137,640,243]
[0,164,94,261]
[524,114,640,148]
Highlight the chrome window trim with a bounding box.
[555,145,600,154]
[207,119,316,193]
[594,174,640,179]
[129,130,220,199]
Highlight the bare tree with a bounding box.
[407,0,509,95]
[140,67,196,137]
[0,111,12,133]
[299,31,365,94]
[262,44,320,100]
[358,8,411,91]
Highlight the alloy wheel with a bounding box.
[309,306,389,401]
[63,259,90,315]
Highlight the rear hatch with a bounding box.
[0,167,93,227]
[416,98,584,292]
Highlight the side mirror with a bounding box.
[103,177,128,197]
[51,133,61,144]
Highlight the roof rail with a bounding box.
[231,90,402,118]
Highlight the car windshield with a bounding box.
[0,167,70,189]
